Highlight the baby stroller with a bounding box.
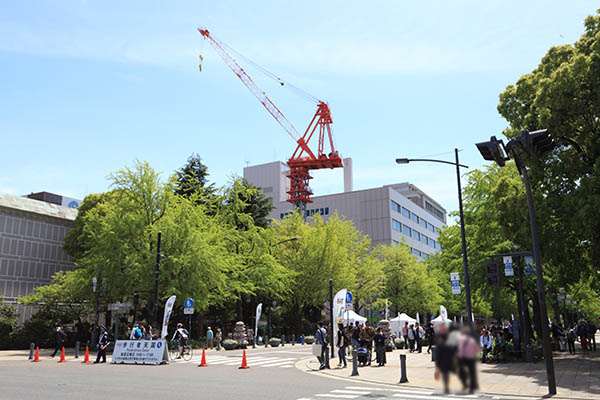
[357,339,371,366]
[357,347,369,366]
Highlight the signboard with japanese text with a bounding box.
[503,256,514,276]
[524,256,534,275]
[450,272,461,295]
[183,307,194,315]
[111,339,169,364]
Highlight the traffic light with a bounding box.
[475,136,510,167]
[527,129,554,158]
[485,260,500,287]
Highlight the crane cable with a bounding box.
[214,34,320,104]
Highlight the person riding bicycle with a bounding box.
[171,323,190,359]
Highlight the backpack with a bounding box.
[134,328,142,339]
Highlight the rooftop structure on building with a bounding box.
[243,160,446,259]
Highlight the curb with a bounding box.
[293,356,585,400]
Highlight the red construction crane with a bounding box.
[198,28,343,214]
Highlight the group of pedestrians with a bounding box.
[561,320,597,354]
[129,322,155,340]
[434,325,480,394]
[402,322,427,353]
[316,320,389,370]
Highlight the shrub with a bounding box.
[222,339,239,350]
[303,335,315,344]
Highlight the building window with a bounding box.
[420,218,428,229]
[421,235,428,245]
[437,241,442,250]
[425,201,445,222]
[325,207,329,215]
[411,213,419,224]
[280,213,284,219]
[393,240,399,245]
[411,248,421,257]
[401,207,410,219]
[413,231,420,241]
[403,225,411,237]
[428,222,436,233]
[392,219,402,232]
[391,200,400,213]
[422,253,429,259]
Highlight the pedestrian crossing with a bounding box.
[178,353,297,368]
[296,386,546,400]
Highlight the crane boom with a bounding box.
[199,27,343,212]
[198,28,301,144]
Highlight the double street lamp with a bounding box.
[476,129,556,395]
[395,149,473,324]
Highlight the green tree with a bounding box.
[0,297,17,349]
[173,153,215,203]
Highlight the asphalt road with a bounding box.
[0,345,543,400]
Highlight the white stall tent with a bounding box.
[389,313,417,336]
[343,310,367,325]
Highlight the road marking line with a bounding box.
[259,361,294,367]
[243,357,295,366]
[330,390,370,395]
[315,394,359,399]
[345,386,434,395]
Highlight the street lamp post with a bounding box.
[396,149,473,323]
[153,231,162,329]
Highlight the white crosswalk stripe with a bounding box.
[180,354,297,368]
[298,386,545,400]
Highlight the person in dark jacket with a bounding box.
[336,323,349,368]
[315,321,328,370]
[51,325,67,358]
[434,333,456,394]
[94,326,110,363]
[374,328,386,366]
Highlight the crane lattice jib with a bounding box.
[198,28,308,149]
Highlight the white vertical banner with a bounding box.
[333,289,347,350]
[385,299,389,320]
[255,303,263,338]
[440,305,448,322]
[161,295,177,339]
[416,312,420,324]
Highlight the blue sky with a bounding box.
[1,1,596,217]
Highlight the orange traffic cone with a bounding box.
[32,347,40,362]
[58,347,67,363]
[239,349,249,369]
[198,348,207,367]
[82,346,90,364]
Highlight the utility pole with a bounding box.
[153,231,162,329]
[455,149,472,324]
[329,279,334,359]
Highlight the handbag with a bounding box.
[312,343,323,357]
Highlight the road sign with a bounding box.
[450,272,461,295]
[345,292,352,304]
[183,307,194,315]
[184,298,194,308]
[108,302,132,312]
[524,256,534,275]
[92,277,97,293]
[503,256,514,276]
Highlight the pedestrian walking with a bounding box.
[586,320,596,351]
[94,326,110,363]
[130,323,142,340]
[402,322,409,345]
[145,324,154,340]
[458,327,479,394]
[407,324,415,353]
[351,322,361,349]
[51,325,67,358]
[336,323,348,368]
[373,328,386,366]
[567,324,577,354]
[434,332,456,394]
[215,328,222,351]
[206,327,214,349]
[426,323,435,354]
[364,321,376,365]
[315,321,328,370]
[415,322,424,353]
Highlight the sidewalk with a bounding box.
[298,345,600,399]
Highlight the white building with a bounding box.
[243,160,446,258]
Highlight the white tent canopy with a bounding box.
[343,310,367,324]
[389,313,417,336]
[431,315,451,326]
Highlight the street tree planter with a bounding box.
[304,336,315,345]
[222,339,239,351]
[269,338,281,347]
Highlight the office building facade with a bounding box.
[243,161,446,258]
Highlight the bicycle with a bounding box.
[169,340,193,362]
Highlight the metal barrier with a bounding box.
[399,354,408,383]
[351,348,359,376]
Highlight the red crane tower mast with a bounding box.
[198,28,343,215]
